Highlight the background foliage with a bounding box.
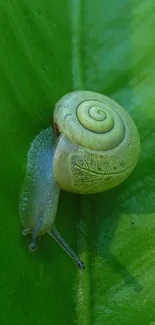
[0,1,155,324]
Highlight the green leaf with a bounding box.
[0,1,154,324]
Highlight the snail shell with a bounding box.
[53,90,140,194]
[19,90,140,268]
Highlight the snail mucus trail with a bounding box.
[19,90,140,270]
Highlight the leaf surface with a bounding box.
[0,1,154,324]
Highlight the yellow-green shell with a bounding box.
[53,91,140,194]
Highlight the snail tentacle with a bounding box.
[49,227,85,270]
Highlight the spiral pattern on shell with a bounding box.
[53,90,140,194]
[53,91,131,151]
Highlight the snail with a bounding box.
[19,90,140,270]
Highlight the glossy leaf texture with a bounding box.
[0,1,154,324]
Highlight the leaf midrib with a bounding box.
[71,1,93,324]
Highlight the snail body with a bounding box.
[20,90,140,269]
[20,127,60,237]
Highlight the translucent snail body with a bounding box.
[20,90,140,269]
[20,128,60,237]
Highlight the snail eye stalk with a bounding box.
[49,227,85,270]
